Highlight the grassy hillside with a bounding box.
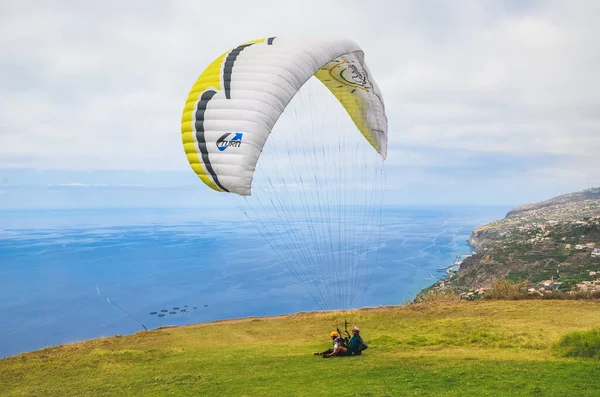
[2,300,600,396]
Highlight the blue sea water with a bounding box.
[0,206,509,358]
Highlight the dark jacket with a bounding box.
[347,334,363,353]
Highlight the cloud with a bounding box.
[47,183,150,188]
[382,1,600,162]
[0,0,598,205]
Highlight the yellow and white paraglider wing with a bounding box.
[313,52,387,157]
[180,36,388,196]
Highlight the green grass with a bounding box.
[553,328,600,359]
[2,300,600,396]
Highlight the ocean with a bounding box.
[0,206,509,358]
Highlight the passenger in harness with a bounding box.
[322,326,367,357]
[314,331,345,356]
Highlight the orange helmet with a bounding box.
[330,331,339,337]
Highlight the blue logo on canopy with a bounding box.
[216,132,243,151]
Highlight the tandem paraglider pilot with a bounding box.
[345,326,367,355]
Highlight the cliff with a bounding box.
[452,187,600,290]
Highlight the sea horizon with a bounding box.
[0,204,512,358]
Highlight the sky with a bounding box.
[1,0,599,209]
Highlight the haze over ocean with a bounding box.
[0,205,510,358]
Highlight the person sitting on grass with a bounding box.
[314,331,345,356]
[323,326,364,357]
[345,326,365,355]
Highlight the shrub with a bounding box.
[555,290,600,300]
[484,280,526,300]
[415,289,460,303]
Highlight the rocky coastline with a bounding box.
[420,187,600,298]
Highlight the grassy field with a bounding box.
[2,300,600,396]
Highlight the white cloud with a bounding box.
[47,183,152,188]
[0,0,598,204]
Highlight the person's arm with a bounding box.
[330,344,347,356]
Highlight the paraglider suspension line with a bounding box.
[97,287,148,331]
[107,298,148,331]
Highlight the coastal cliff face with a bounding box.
[452,187,600,290]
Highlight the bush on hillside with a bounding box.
[483,280,526,300]
[415,288,460,303]
[542,290,600,300]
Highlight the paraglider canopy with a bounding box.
[180,36,388,196]
[180,36,388,311]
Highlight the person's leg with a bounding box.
[324,346,347,357]
[314,348,333,356]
